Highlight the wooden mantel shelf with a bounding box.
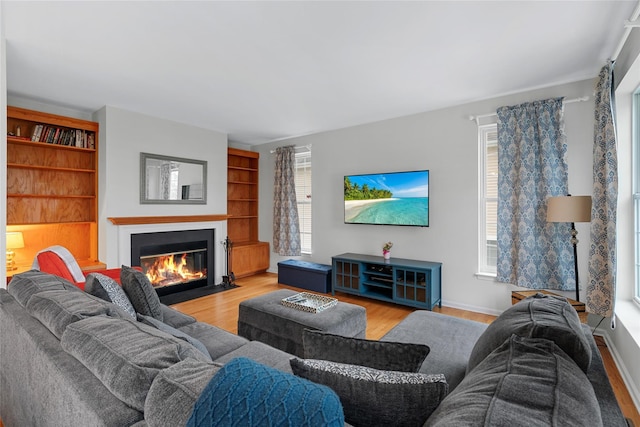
[108,214,230,226]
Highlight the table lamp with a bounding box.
[6,231,25,271]
[546,195,592,301]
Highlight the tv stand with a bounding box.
[331,253,442,310]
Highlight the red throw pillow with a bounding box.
[37,252,84,290]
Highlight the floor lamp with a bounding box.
[546,195,592,302]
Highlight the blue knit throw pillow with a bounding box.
[186,357,344,427]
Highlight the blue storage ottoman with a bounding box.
[277,260,332,293]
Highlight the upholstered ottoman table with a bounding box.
[238,289,367,357]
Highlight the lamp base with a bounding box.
[6,250,18,271]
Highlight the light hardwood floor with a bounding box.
[171,272,640,426]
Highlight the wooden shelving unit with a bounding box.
[6,106,101,267]
[227,148,269,278]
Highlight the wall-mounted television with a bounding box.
[344,170,429,227]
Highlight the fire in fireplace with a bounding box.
[131,229,215,296]
[141,249,206,289]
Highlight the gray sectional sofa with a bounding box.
[0,269,629,426]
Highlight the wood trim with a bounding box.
[107,215,230,225]
[228,147,259,158]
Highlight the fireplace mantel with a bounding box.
[108,214,230,226]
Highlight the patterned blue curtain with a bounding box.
[273,146,301,256]
[496,98,574,289]
[587,63,617,318]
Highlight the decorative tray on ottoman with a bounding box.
[281,292,338,313]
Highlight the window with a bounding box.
[295,149,312,254]
[634,91,640,304]
[479,124,498,275]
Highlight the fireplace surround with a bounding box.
[108,215,229,295]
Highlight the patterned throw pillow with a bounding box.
[188,357,344,427]
[290,358,448,427]
[85,273,136,319]
[120,265,163,321]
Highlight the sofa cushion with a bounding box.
[60,316,210,411]
[26,290,130,339]
[213,341,295,374]
[145,358,222,427]
[178,322,249,360]
[188,357,344,427]
[290,358,447,427]
[160,305,197,328]
[138,314,212,361]
[467,293,591,373]
[425,334,603,427]
[7,269,83,307]
[85,273,136,319]
[120,265,163,321]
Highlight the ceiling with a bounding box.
[2,1,636,145]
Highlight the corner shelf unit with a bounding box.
[227,148,269,278]
[6,106,100,266]
[332,253,442,310]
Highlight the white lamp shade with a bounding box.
[6,232,25,249]
[546,196,592,223]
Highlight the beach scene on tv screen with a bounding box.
[344,170,429,226]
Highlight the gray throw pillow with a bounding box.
[303,329,430,372]
[61,316,210,411]
[85,273,136,319]
[467,293,591,373]
[425,335,603,427]
[290,358,447,427]
[138,314,212,361]
[120,265,163,321]
[26,289,130,339]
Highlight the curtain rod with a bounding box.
[612,0,640,61]
[270,144,312,154]
[469,96,590,126]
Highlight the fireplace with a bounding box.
[130,229,215,296]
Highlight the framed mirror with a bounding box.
[140,152,207,204]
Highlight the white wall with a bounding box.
[95,106,228,273]
[254,78,596,316]
[0,4,7,287]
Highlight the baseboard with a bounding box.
[439,299,502,317]
[596,330,640,415]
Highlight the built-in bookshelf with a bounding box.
[227,148,269,278]
[6,106,101,267]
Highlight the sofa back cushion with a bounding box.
[425,335,602,427]
[26,290,130,339]
[61,316,210,411]
[7,270,82,307]
[145,359,221,427]
[467,293,591,373]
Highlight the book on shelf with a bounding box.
[24,123,94,149]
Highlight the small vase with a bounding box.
[383,251,391,260]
